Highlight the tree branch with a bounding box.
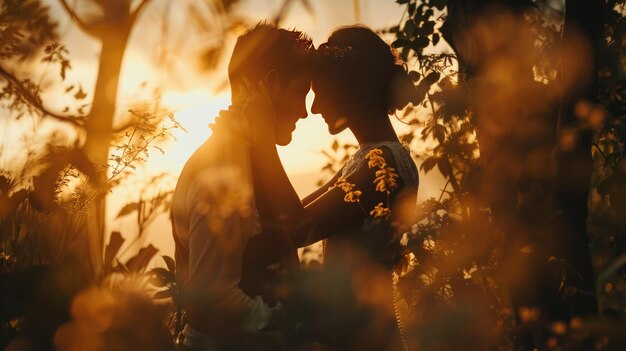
[130,0,152,26]
[0,66,85,128]
[58,0,93,35]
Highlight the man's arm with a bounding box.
[183,173,281,341]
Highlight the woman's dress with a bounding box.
[315,141,418,351]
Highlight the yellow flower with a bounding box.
[374,167,399,192]
[334,177,355,193]
[344,190,362,203]
[333,177,362,204]
[370,202,391,219]
[366,148,387,169]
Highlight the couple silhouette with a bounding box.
[171,23,418,351]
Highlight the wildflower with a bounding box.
[370,202,391,219]
[344,190,362,203]
[366,148,387,169]
[334,177,356,193]
[374,167,399,192]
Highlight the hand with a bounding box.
[237,77,277,147]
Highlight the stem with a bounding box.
[437,179,451,202]
[0,66,85,127]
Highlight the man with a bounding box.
[170,24,313,350]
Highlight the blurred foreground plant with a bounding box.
[317,0,626,349]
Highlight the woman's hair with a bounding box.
[314,25,416,115]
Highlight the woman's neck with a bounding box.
[349,113,399,145]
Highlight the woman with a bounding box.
[240,25,418,350]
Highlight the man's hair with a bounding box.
[228,23,314,86]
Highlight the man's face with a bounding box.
[272,74,311,146]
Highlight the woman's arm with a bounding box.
[301,167,344,206]
[294,146,402,247]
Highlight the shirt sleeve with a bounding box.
[184,169,277,331]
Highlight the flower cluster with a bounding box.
[332,148,400,219]
[366,148,399,219]
[370,202,392,218]
[333,177,362,203]
[374,167,399,193]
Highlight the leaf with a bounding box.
[430,0,446,10]
[437,158,452,176]
[200,45,223,71]
[162,255,176,273]
[391,38,410,49]
[116,202,140,219]
[424,71,441,85]
[148,267,174,287]
[29,148,90,211]
[403,20,416,37]
[74,85,87,100]
[104,231,125,275]
[410,37,430,51]
[432,33,440,46]
[149,267,175,281]
[408,2,416,15]
[60,60,71,80]
[408,70,420,82]
[434,124,446,143]
[153,289,172,300]
[420,156,438,173]
[125,245,158,273]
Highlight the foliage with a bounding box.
[318,0,626,349]
[0,105,183,348]
[1,0,311,349]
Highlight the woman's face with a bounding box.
[311,74,349,135]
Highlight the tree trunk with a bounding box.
[82,26,132,275]
[550,0,604,319]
